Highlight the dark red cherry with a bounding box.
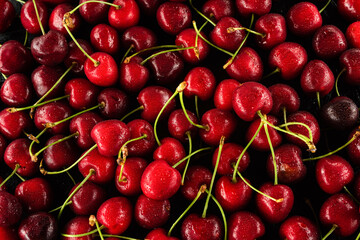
[235,0,271,17]
[181,165,212,200]
[18,212,58,240]
[269,42,308,80]
[84,52,118,87]
[79,0,109,24]
[228,211,265,240]
[0,135,6,162]
[181,213,223,240]
[347,127,360,165]
[338,0,360,21]
[126,119,155,157]
[0,191,22,227]
[279,216,319,240]
[97,88,129,119]
[31,65,64,100]
[90,24,119,55]
[254,13,287,50]
[0,110,32,140]
[202,0,235,22]
[64,39,94,76]
[346,21,360,48]
[65,78,100,111]
[20,0,48,35]
[156,2,192,35]
[119,56,149,92]
[61,216,95,240]
[146,228,180,240]
[0,40,33,76]
[0,0,15,33]
[232,81,273,121]
[286,2,322,36]
[108,0,140,31]
[313,25,348,59]
[184,67,216,101]
[0,227,18,240]
[268,83,300,116]
[49,4,81,35]
[168,109,198,142]
[214,79,240,111]
[0,73,34,107]
[153,137,186,170]
[340,48,360,85]
[122,26,157,52]
[134,194,170,229]
[15,178,53,213]
[267,144,306,184]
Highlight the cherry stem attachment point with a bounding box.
[179,92,208,130]
[121,45,134,63]
[32,0,45,35]
[181,132,192,185]
[321,224,337,240]
[29,128,47,162]
[0,164,21,188]
[89,215,104,240]
[335,68,346,97]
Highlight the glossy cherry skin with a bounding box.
[156,2,191,35]
[0,73,34,107]
[153,137,186,170]
[0,227,19,240]
[31,65,64,100]
[49,3,81,35]
[137,86,176,123]
[0,0,15,33]
[246,115,282,151]
[340,48,360,85]
[347,127,360,165]
[141,159,181,200]
[213,79,240,111]
[90,24,120,55]
[232,81,273,122]
[346,21,360,48]
[97,196,132,235]
[122,26,157,52]
[91,119,130,157]
[226,47,263,82]
[254,13,287,50]
[65,78,100,111]
[268,83,300,116]
[115,157,147,196]
[146,228,180,240]
[181,214,223,240]
[321,96,359,130]
[4,138,38,177]
[64,39,94,76]
[215,176,252,212]
[84,52,118,87]
[0,109,32,140]
[200,108,237,146]
[61,216,95,240]
[20,0,48,35]
[316,155,354,194]
[338,0,360,21]
[134,194,170,229]
[181,165,212,200]
[184,67,216,101]
[0,192,22,227]
[0,135,6,161]
[97,88,129,119]
[320,193,360,237]
[269,42,308,80]
[0,40,33,76]
[267,144,306,184]
[69,181,106,215]
[312,25,348,60]
[15,178,53,213]
[18,212,58,240]
[79,0,109,24]
[120,56,149,92]
[108,0,140,31]
[126,119,155,157]
[78,148,116,184]
[279,216,319,240]
[228,211,265,240]
[235,0,271,17]
[256,183,294,223]
[168,109,198,142]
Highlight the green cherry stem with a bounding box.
[124,44,179,63]
[356,230,360,240]
[179,92,208,130]
[140,47,196,65]
[263,119,278,185]
[24,31,28,46]
[58,169,95,220]
[0,164,21,188]
[32,0,45,35]
[335,68,346,97]
[262,68,280,80]
[195,95,200,119]
[321,224,337,240]
[121,45,133,63]
[68,0,120,15]
[181,132,192,185]
[316,92,321,109]
[202,136,225,218]
[61,226,105,238]
[15,172,25,182]
[65,170,76,186]
[29,128,47,162]
[15,0,25,4]
[90,215,104,240]
[282,107,290,132]
[172,147,212,169]
[48,201,72,213]
[99,235,141,240]
[1,73,7,80]
[227,26,265,37]
[319,0,333,14]
[154,82,187,146]
[120,106,144,122]
[343,186,360,205]
[168,184,207,236]
[277,122,314,142]
[189,0,216,26]
[194,21,209,60]
[8,95,70,113]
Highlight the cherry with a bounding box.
[49,4,81,35]
[157,2,192,35]
[69,181,106,215]
[18,212,58,240]
[340,48,360,85]
[0,134,6,161]
[268,42,308,80]
[347,127,360,165]
[91,119,130,157]
[0,109,32,140]
[181,165,212,200]
[213,143,250,175]
[119,56,149,92]
[213,79,239,111]
[84,52,118,87]
[346,21,360,48]
[184,67,216,101]
[256,183,294,223]
[226,47,263,83]
[79,0,109,24]
[20,0,48,35]
[279,216,319,240]
[61,216,95,240]
[181,213,223,240]
[0,192,22,227]
[15,177,53,213]
[228,211,265,240]
[320,193,360,237]
[64,39,94,75]
[268,83,300,116]
[168,109,198,142]
[254,13,287,50]
[312,25,348,60]
[202,0,234,22]
[134,194,170,229]
[122,26,157,52]
[125,119,155,157]
[235,0,271,17]
[146,228,180,240]
[115,157,148,196]
[90,24,119,55]
[232,81,273,121]
[0,0,15,33]
[31,65,65,100]
[0,73,34,107]
[65,78,100,111]
[0,227,18,240]
[338,0,360,21]
[108,0,140,31]
[96,196,132,235]
[97,88,129,119]
[0,40,33,76]
[267,144,306,184]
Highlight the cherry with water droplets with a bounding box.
[64,39,94,76]
[65,78,100,111]
[235,0,271,17]
[18,212,58,240]
[0,191,22,227]
[181,213,223,240]
[340,48,360,85]
[146,228,180,240]
[202,0,235,22]
[49,4,81,35]
[61,216,95,240]
[79,0,109,24]
[122,26,157,52]
[97,88,129,119]
[338,0,360,21]
[346,21,360,48]
[84,52,118,87]
[279,216,320,240]
[0,40,33,76]
[108,0,140,31]
[0,0,15,33]
[156,2,192,35]
[31,65,64,100]
[228,211,265,240]
[181,165,212,200]
[0,109,32,140]
[119,56,149,92]
[0,73,35,107]
[20,0,48,35]
[268,83,300,116]
[90,24,120,55]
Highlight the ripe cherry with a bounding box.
[49,3,81,35]
[122,26,157,52]
[213,143,250,175]
[61,216,95,240]
[0,73,34,107]
[0,191,22,227]
[0,0,15,33]
[20,0,48,35]
[146,228,180,240]
[0,40,33,76]
[168,109,198,142]
[90,24,120,55]
[338,0,360,21]
[228,211,265,240]
[64,39,94,75]
[97,88,129,119]
[79,0,109,24]
[0,109,32,140]
[108,0,140,31]
[340,48,360,85]
[119,56,149,92]
[279,216,319,240]
[184,67,216,101]
[202,0,235,22]
[235,0,271,17]
[31,65,64,100]
[268,83,300,116]
[156,2,192,35]
[65,78,100,111]
[181,165,212,200]
[181,213,223,240]
[213,79,240,111]
[18,212,58,240]
[126,119,155,157]
[84,52,118,87]
[346,21,360,48]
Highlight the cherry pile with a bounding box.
[0,0,360,239]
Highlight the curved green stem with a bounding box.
[181,132,192,185]
[24,31,28,46]
[277,122,314,143]
[343,186,360,205]
[283,107,289,132]
[93,216,104,240]
[120,106,144,122]
[117,134,148,161]
[321,224,337,240]
[140,47,196,65]
[262,68,280,80]
[29,128,48,162]
[264,121,277,185]
[121,45,133,63]
[69,0,120,14]
[172,147,212,169]
[319,0,333,14]
[65,170,76,185]
[100,235,141,240]
[48,201,72,213]
[61,226,105,238]
[179,92,208,130]
[125,45,178,63]
[335,68,346,97]
[8,95,70,113]
[32,0,45,35]
[204,189,227,240]
[0,164,20,188]
[15,172,25,182]
[227,26,265,37]
[189,0,216,26]
[194,21,209,60]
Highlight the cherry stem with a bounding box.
[32,0,45,35]
[192,20,233,57]
[141,46,196,65]
[227,26,265,37]
[223,13,254,69]
[121,45,133,63]
[195,96,200,119]
[335,68,346,97]
[43,144,97,175]
[29,128,47,162]
[9,95,70,114]
[172,147,212,169]
[15,0,25,3]
[189,0,216,26]
[181,132,192,185]
[168,184,206,236]
[262,67,280,80]
[204,189,227,240]
[202,136,225,218]
[356,230,360,240]
[321,224,337,240]
[90,215,104,240]
[263,119,278,185]
[194,21,209,60]
[100,235,141,240]
[278,122,314,143]
[65,170,76,186]
[304,198,322,237]
[0,164,20,188]
[319,0,333,14]
[120,105,144,122]
[48,201,72,213]
[124,44,178,63]
[179,92,208,130]
[58,169,95,220]
[282,107,290,132]
[61,226,105,238]
[232,121,264,182]
[63,23,99,67]
[15,172,25,182]
[343,186,360,205]
[303,128,360,161]
[69,0,120,15]
[1,73,7,80]
[235,170,283,203]
[316,92,321,109]
[24,31,28,46]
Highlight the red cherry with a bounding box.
[79,0,109,24]
[20,0,48,35]
[0,134,6,162]
[0,192,22,227]
[0,0,15,33]
[49,4,81,35]
[108,0,140,31]
[31,65,64,100]
[213,79,240,111]
[347,127,360,165]
[181,213,223,240]
[0,227,18,240]
[228,211,265,240]
[156,2,192,35]
[346,21,360,48]
[268,83,300,116]
[84,52,118,87]
[0,109,32,140]
[338,0,360,21]
[181,165,212,200]
[64,39,94,75]
[97,88,129,119]
[65,78,100,111]
[340,48,360,85]
[0,40,33,76]
[202,0,235,22]
[184,67,216,101]
[18,212,57,240]
[90,24,120,55]
[235,0,271,17]
[126,119,155,157]
[145,228,180,240]
[61,216,95,240]
[119,57,149,92]
[122,26,157,52]
[0,73,34,107]
[279,216,319,240]
[168,109,198,142]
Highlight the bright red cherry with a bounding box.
[108,0,140,31]
[20,0,48,35]
[84,52,118,87]
[90,24,120,55]
[235,0,271,17]
[268,83,300,116]
[279,216,320,240]
[228,211,265,240]
[202,0,235,22]
[346,21,360,48]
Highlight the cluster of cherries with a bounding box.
[1,0,360,239]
